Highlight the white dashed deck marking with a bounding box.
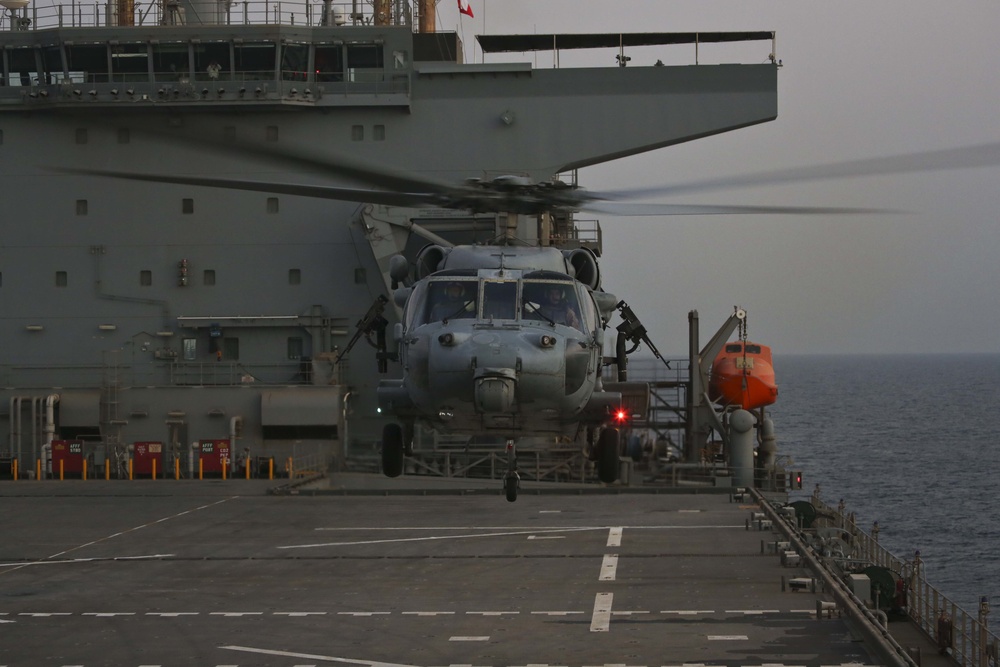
[590,593,613,632]
[599,554,619,581]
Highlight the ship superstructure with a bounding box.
[0,0,778,475]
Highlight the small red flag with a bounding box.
[458,0,473,18]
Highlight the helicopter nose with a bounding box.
[474,370,516,413]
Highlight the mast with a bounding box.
[373,0,391,25]
[418,0,434,33]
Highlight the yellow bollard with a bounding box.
[12,458,17,481]
[128,458,133,481]
[198,458,203,480]
[268,458,274,480]
[222,459,227,481]
[174,458,180,481]
[152,458,157,480]
[245,459,250,480]
[36,458,41,481]
[59,459,64,481]
[105,458,110,481]
[82,459,87,481]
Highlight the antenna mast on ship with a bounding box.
[372,0,432,29]
[417,0,434,33]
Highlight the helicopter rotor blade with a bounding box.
[587,141,1000,202]
[581,201,900,217]
[51,168,444,209]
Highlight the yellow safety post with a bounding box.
[59,459,64,481]
[128,459,133,481]
[198,458,203,480]
[82,459,87,481]
[174,458,180,480]
[222,459,227,481]
[268,458,274,480]
[151,458,157,480]
[245,459,250,480]
[105,458,110,480]
[36,459,41,481]
[12,458,17,481]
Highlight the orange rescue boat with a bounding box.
[708,342,778,410]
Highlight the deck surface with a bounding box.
[0,476,904,666]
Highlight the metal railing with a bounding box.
[403,447,591,483]
[0,0,410,30]
[810,492,998,667]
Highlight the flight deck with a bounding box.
[0,476,948,667]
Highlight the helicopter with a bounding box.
[59,138,1000,500]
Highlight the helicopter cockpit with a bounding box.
[405,270,596,333]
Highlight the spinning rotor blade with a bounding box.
[588,142,1000,202]
[581,202,897,216]
[53,168,444,208]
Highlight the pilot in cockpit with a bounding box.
[430,282,474,321]
[527,284,580,329]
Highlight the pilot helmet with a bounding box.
[445,281,464,297]
[545,284,565,300]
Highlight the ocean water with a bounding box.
[769,354,1000,615]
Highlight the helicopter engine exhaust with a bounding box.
[416,245,449,278]
[563,248,601,290]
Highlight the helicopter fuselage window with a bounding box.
[482,280,517,320]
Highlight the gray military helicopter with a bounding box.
[62,139,1000,500]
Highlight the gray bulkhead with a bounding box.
[0,22,777,469]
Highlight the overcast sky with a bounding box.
[438,1,1000,355]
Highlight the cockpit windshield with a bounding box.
[482,280,517,320]
[522,281,584,331]
[411,278,479,326]
[408,276,594,333]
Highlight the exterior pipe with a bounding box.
[751,488,916,667]
[229,416,242,474]
[44,394,59,464]
[341,391,351,472]
[189,441,198,479]
[30,397,38,466]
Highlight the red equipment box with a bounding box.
[51,439,83,477]
[133,441,163,477]
[198,439,231,476]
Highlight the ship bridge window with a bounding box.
[67,44,108,84]
[111,44,150,83]
[235,42,276,80]
[346,44,384,83]
[152,43,190,82]
[7,46,39,86]
[314,45,344,82]
[281,43,309,81]
[194,42,230,81]
[41,46,64,84]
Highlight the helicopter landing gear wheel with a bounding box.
[503,439,519,502]
[597,428,620,484]
[381,423,404,478]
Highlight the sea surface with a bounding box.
[768,354,1000,615]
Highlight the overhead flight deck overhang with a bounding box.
[477,31,776,54]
